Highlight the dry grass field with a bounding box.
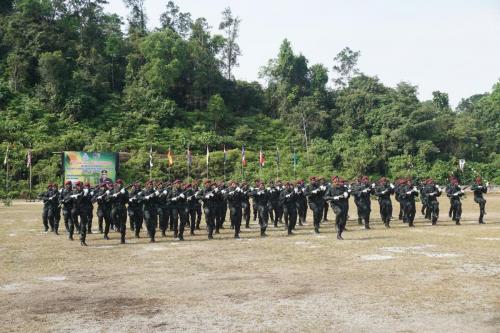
[0,195,499,333]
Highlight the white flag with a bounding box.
[149,146,153,168]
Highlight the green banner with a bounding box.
[63,151,118,186]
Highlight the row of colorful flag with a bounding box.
[148,145,299,169]
[3,146,32,168]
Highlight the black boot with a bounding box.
[80,241,87,246]
[104,234,110,240]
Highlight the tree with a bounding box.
[432,90,450,110]
[159,1,192,38]
[207,94,227,133]
[332,47,360,88]
[123,0,147,36]
[219,7,241,80]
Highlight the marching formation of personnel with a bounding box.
[39,176,490,246]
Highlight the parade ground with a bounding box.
[1,195,499,333]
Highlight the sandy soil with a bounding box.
[0,195,499,333]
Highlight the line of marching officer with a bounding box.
[40,175,489,246]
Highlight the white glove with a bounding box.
[286,194,291,198]
[229,191,235,195]
[172,197,177,201]
[461,189,464,193]
[343,192,348,198]
[83,189,89,195]
[312,189,318,194]
[221,190,226,194]
[129,197,135,202]
[250,187,254,191]
[486,182,490,187]
[163,190,167,194]
[155,190,160,196]
[266,187,271,191]
[333,196,339,200]
[214,188,219,193]
[371,183,376,188]
[390,183,395,189]
[236,187,241,192]
[294,188,298,193]
[59,189,63,193]
[106,190,110,195]
[113,193,119,197]
[362,189,368,193]
[302,188,306,193]
[90,191,94,196]
[209,193,214,198]
[413,186,418,192]
[120,188,125,194]
[179,193,184,198]
[381,190,387,194]
[205,195,210,199]
[70,194,77,199]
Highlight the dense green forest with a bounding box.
[0,0,499,198]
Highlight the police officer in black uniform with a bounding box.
[446,177,464,225]
[251,181,271,237]
[225,181,244,238]
[324,176,349,240]
[40,183,58,233]
[471,176,488,224]
[109,179,129,244]
[305,176,326,234]
[423,178,442,225]
[398,179,419,227]
[197,180,217,239]
[140,181,158,242]
[128,181,144,237]
[353,176,374,229]
[280,181,298,235]
[374,177,394,228]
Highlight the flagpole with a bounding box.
[187,146,191,183]
[206,146,209,179]
[149,146,152,180]
[293,148,297,179]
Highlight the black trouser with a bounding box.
[396,200,403,220]
[323,201,329,221]
[42,205,54,231]
[284,204,297,233]
[62,208,72,234]
[178,206,189,239]
[215,205,224,232]
[204,205,216,238]
[449,199,462,222]
[357,199,371,228]
[158,206,169,233]
[297,199,307,224]
[428,200,439,224]
[332,204,347,238]
[98,207,111,235]
[402,200,416,226]
[71,209,80,237]
[54,207,61,232]
[188,207,197,233]
[195,205,202,229]
[143,209,157,241]
[222,201,228,224]
[421,199,428,217]
[242,202,250,227]
[253,201,258,221]
[309,201,323,230]
[128,207,143,235]
[79,209,90,243]
[229,205,242,237]
[170,207,180,236]
[271,202,283,224]
[257,204,269,234]
[379,199,392,225]
[87,207,93,232]
[474,197,486,223]
[111,206,127,242]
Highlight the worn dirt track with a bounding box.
[1,195,499,333]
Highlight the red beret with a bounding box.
[64,180,72,185]
[116,179,123,185]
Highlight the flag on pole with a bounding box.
[223,145,227,164]
[187,147,192,166]
[27,149,32,168]
[206,145,210,166]
[167,147,173,167]
[3,145,9,166]
[292,149,298,167]
[259,148,265,167]
[241,145,247,167]
[275,147,280,165]
[149,146,153,168]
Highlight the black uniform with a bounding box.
[198,186,218,239]
[471,183,487,224]
[304,183,326,233]
[241,186,251,228]
[446,184,464,225]
[374,183,394,227]
[225,187,245,238]
[268,185,282,227]
[40,188,58,232]
[128,187,144,237]
[296,184,308,225]
[419,183,429,218]
[186,187,199,235]
[251,188,270,236]
[353,183,374,229]
[60,187,74,236]
[398,184,419,227]
[109,187,129,243]
[324,185,349,239]
[192,185,202,230]
[141,188,158,242]
[93,188,112,238]
[169,187,188,240]
[280,187,298,234]
[422,183,442,225]
[157,187,170,236]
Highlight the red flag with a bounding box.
[259,148,265,167]
[241,145,247,167]
[167,147,173,167]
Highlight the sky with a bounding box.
[104,0,500,107]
